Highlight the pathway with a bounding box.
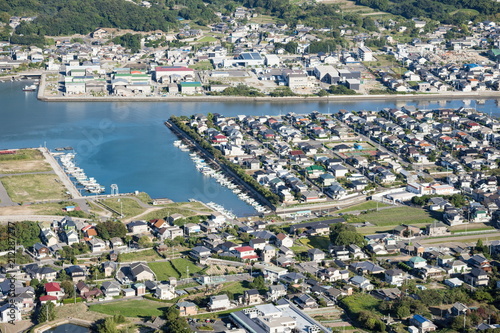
[38,147,82,199]
[0,180,14,207]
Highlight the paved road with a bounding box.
[0,180,14,207]
[39,147,82,199]
[0,215,88,223]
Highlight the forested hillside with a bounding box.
[0,0,219,36]
[355,0,500,24]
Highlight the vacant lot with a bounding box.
[100,198,146,218]
[336,201,390,213]
[358,206,435,226]
[120,249,163,262]
[0,160,52,173]
[299,236,330,251]
[1,174,67,202]
[149,258,203,280]
[89,299,168,318]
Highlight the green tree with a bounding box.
[250,276,266,291]
[37,301,56,323]
[329,85,356,95]
[396,305,411,319]
[330,223,364,247]
[61,280,75,298]
[97,317,119,333]
[163,306,191,333]
[138,235,152,248]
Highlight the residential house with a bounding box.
[464,268,489,286]
[208,294,231,311]
[130,262,156,281]
[308,249,325,262]
[101,281,121,297]
[267,285,287,302]
[177,301,198,316]
[155,284,176,300]
[410,314,437,332]
[45,282,64,300]
[384,269,407,286]
[349,275,374,291]
[242,289,262,305]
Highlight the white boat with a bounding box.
[23,84,37,92]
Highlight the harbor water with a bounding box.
[1,80,499,216]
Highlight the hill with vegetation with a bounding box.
[0,0,218,38]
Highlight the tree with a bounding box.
[61,280,75,299]
[396,305,411,318]
[30,278,40,289]
[330,223,364,247]
[37,301,55,323]
[138,235,152,248]
[329,85,356,95]
[163,306,191,333]
[250,276,266,291]
[97,317,119,333]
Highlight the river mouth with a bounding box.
[43,323,90,333]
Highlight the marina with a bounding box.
[56,152,105,194]
[175,139,271,215]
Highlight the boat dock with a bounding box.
[39,147,82,199]
[166,120,275,214]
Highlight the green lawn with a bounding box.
[0,148,43,161]
[89,299,168,318]
[190,60,214,70]
[219,281,248,296]
[171,258,203,277]
[197,36,218,43]
[100,198,146,218]
[359,206,435,226]
[149,258,203,280]
[340,294,381,316]
[141,203,210,221]
[299,236,330,251]
[336,201,390,214]
[149,261,179,280]
[1,174,67,202]
[120,249,163,262]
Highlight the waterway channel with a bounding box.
[1,80,499,216]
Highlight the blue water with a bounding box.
[1,80,499,216]
[43,323,89,333]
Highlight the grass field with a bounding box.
[171,258,203,277]
[0,159,52,173]
[299,236,330,251]
[141,202,212,220]
[190,60,214,70]
[149,258,203,280]
[340,293,381,316]
[119,249,163,262]
[89,299,168,318]
[100,198,146,218]
[135,192,153,205]
[197,36,218,43]
[0,149,43,162]
[1,174,67,202]
[149,261,179,280]
[219,281,248,296]
[336,201,390,214]
[358,206,436,226]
